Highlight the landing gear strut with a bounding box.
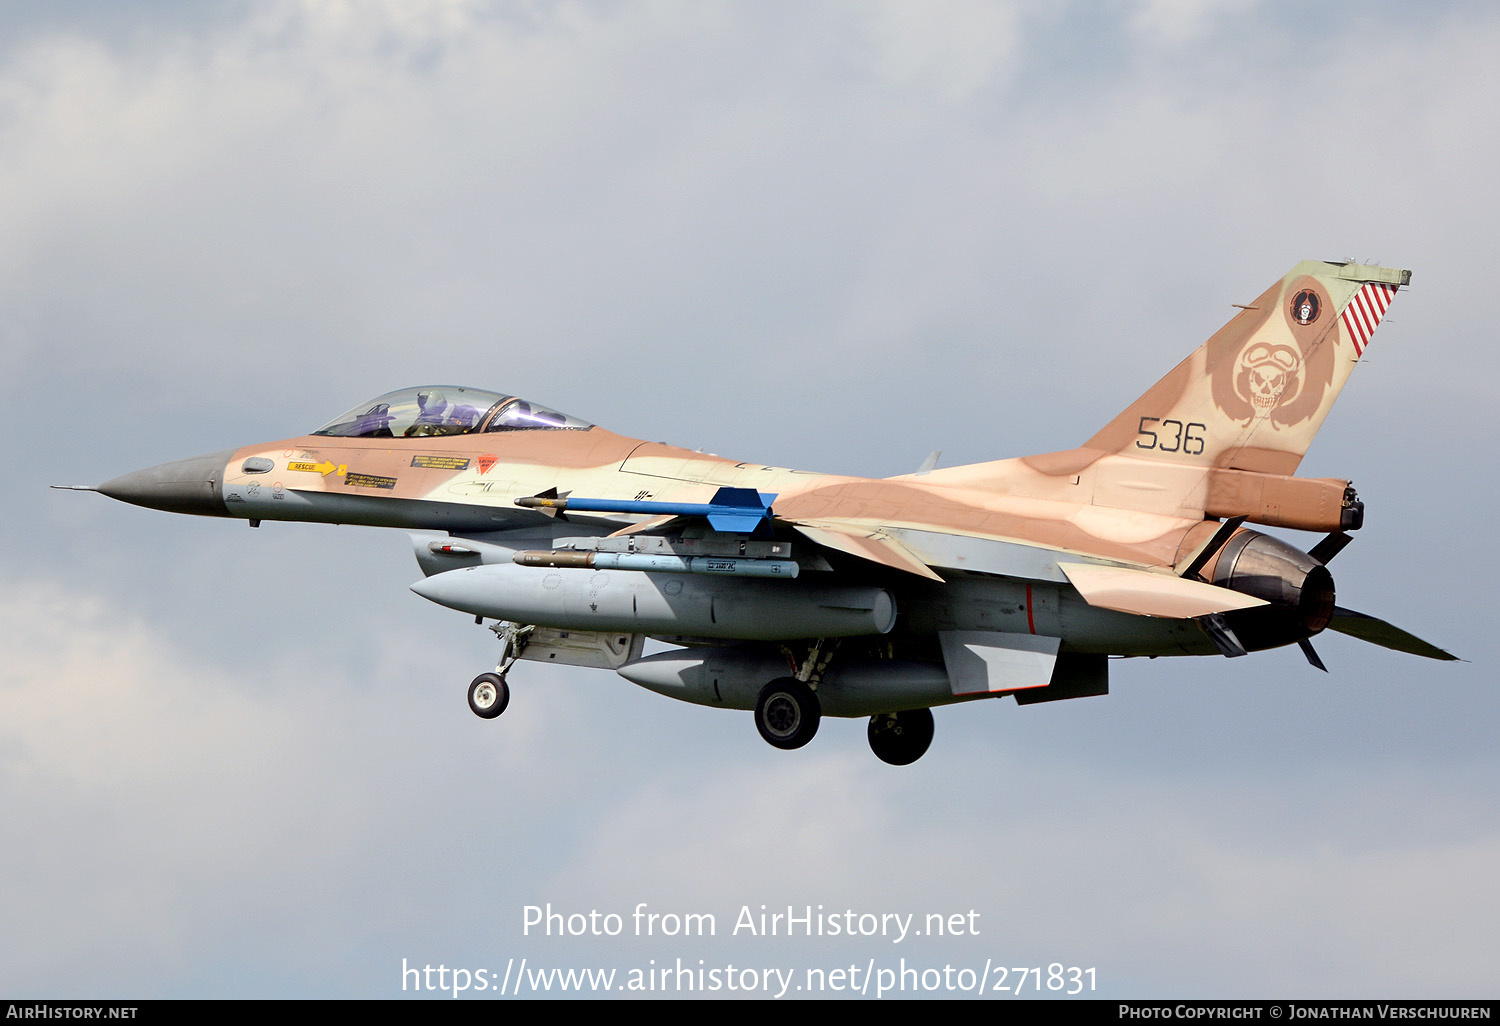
[467,620,533,720]
[753,639,833,751]
[868,708,934,765]
[754,678,821,749]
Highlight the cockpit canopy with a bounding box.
[313,386,593,439]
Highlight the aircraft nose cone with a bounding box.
[97,449,236,517]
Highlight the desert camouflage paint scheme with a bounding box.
[85,261,1453,765]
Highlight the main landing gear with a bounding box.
[867,708,935,766]
[754,678,821,749]
[466,620,533,720]
[753,639,838,750]
[751,639,935,764]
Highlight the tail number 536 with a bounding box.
[1136,417,1206,455]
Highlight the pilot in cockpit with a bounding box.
[405,390,449,436]
[405,390,481,437]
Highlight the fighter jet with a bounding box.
[71,260,1454,765]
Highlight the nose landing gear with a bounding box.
[468,673,509,718]
[466,620,533,720]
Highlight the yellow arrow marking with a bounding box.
[287,460,346,477]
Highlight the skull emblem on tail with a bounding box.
[1234,342,1303,416]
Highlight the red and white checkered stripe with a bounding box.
[1340,282,1398,357]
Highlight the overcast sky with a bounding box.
[3,0,1496,999]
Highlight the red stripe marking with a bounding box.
[1351,293,1369,329]
[1343,311,1365,355]
[1025,582,1036,635]
[1345,282,1399,357]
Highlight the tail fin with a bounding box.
[1086,260,1408,477]
[919,262,1408,531]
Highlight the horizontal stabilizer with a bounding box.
[1060,562,1267,618]
[1326,607,1458,661]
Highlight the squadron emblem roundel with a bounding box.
[1291,289,1320,325]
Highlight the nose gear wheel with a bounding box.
[468,673,510,719]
